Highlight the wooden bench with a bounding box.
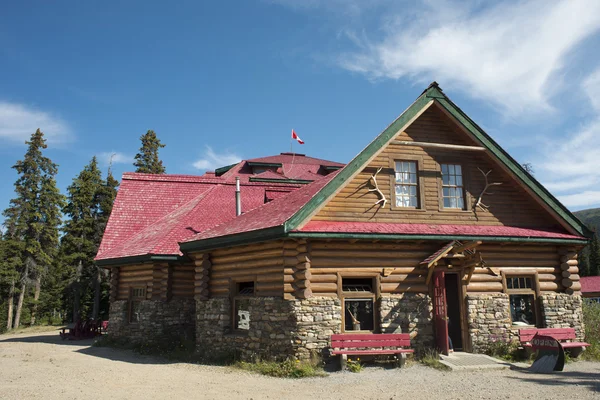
[519,328,590,357]
[331,333,414,369]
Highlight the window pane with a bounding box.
[443,187,450,197]
[442,175,449,185]
[409,173,417,184]
[456,175,463,186]
[507,278,513,289]
[444,198,451,208]
[409,197,417,207]
[457,196,464,209]
[509,294,536,325]
[455,165,462,174]
[344,299,374,331]
[442,164,448,174]
[449,175,456,185]
[449,164,455,174]
[409,186,417,196]
[409,162,416,173]
[235,299,251,330]
[449,197,457,208]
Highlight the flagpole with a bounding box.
[290,129,293,153]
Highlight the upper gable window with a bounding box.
[394,161,419,208]
[441,164,465,209]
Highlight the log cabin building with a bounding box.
[96,83,590,359]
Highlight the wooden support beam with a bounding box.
[453,241,483,253]
[392,140,486,152]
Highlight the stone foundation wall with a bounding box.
[291,297,342,359]
[380,294,434,350]
[108,298,195,344]
[540,293,584,340]
[466,293,585,352]
[466,294,512,353]
[195,297,298,361]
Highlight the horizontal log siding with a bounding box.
[171,264,195,298]
[205,241,285,297]
[116,264,153,300]
[313,107,560,230]
[305,241,579,297]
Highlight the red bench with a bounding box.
[519,328,590,357]
[331,333,414,369]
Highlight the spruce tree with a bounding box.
[61,157,104,321]
[1,129,64,329]
[589,234,600,277]
[133,130,166,174]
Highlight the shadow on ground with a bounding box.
[508,364,600,393]
[0,334,95,347]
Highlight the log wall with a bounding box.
[116,264,153,300]
[171,264,195,298]
[313,106,561,230]
[191,240,286,298]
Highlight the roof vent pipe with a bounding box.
[235,177,242,216]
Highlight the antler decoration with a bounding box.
[474,168,502,212]
[368,167,388,208]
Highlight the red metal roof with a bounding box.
[183,172,339,242]
[297,221,585,240]
[581,276,600,293]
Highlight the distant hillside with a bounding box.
[574,208,600,234]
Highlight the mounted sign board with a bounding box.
[529,334,565,373]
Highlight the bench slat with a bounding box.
[332,349,414,355]
[332,340,411,349]
[331,333,411,341]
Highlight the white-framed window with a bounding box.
[441,164,465,209]
[233,281,254,331]
[394,161,419,208]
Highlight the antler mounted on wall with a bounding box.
[474,168,502,212]
[368,167,388,208]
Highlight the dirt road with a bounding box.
[0,331,598,399]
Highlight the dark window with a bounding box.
[341,278,376,332]
[233,281,254,330]
[128,286,146,324]
[505,275,537,326]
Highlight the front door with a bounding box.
[433,270,449,355]
[445,273,463,351]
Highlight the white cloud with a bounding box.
[558,191,600,208]
[337,0,600,116]
[97,151,134,167]
[0,102,72,144]
[536,68,600,209]
[192,146,241,171]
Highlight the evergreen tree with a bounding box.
[61,157,104,321]
[588,234,600,277]
[1,129,63,329]
[133,130,166,174]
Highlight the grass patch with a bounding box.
[418,348,450,371]
[582,300,600,361]
[234,358,326,378]
[1,324,64,335]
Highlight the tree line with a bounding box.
[0,129,166,332]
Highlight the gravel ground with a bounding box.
[1,331,599,400]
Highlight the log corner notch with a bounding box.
[422,240,483,284]
[194,253,211,301]
[558,246,581,295]
[284,239,313,299]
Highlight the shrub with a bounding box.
[418,348,450,370]
[346,358,363,373]
[583,300,600,361]
[234,359,326,378]
[485,338,523,361]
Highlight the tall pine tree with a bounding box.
[61,157,118,321]
[1,129,64,329]
[134,130,166,174]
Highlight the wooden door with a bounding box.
[433,269,449,355]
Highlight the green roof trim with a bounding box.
[284,89,434,232]
[323,165,342,171]
[96,254,187,267]
[215,163,238,176]
[179,226,286,253]
[248,177,313,184]
[284,82,589,238]
[288,232,588,245]
[430,86,590,238]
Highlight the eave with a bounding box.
[95,254,189,268]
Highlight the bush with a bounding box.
[234,358,326,378]
[485,338,523,362]
[583,300,600,361]
[346,358,363,373]
[418,348,450,370]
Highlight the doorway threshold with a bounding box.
[439,352,511,371]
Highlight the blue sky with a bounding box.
[2,0,600,227]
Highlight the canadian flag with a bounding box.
[291,129,304,145]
